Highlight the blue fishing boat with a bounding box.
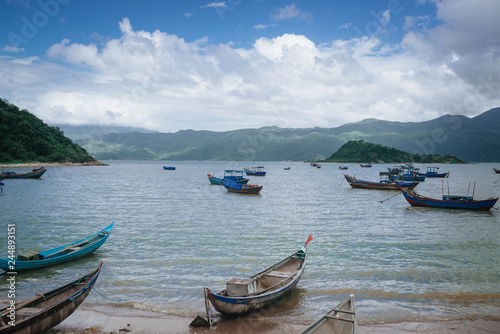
[223,178,262,194]
[345,174,419,190]
[0,167,46,179]
[245,166,266,176]
[205,236,313,316]
[401,188,498,211]
[163,166,176,170]
[207,170,249,185]
[360,163,372,168]
[416,167,450,178]
[0,263,103,334]
[0,223,114,271]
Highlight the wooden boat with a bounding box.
[0,263,103,334]
[299,295,356,334]
[223,179,262,194]
[0,167,46,179]
[494,167,500,174]
[401,188,498,211]
[339,165,348,170]
[415,166,449,178]
[205,235,313,316]
[359,163,372,168]
[163,166,176,170]
[284,167,291,170]
[207,170,249,185]
[344,174,419,190]
[0,223,113,272]
[245,166,266,176]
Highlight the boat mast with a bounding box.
[472,181,476,199]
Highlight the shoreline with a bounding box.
[0,160,108,168]
[48,307,500,333]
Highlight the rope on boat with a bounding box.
[93,287,124,303]
[463,321,471,334]
[379,191,401,203]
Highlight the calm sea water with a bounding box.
[1,161,499,329]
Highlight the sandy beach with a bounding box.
[45,306,500,334]
[0,161,109,168]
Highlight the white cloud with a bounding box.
[1,6,499,133]
[202,2,226,9]
[1,45,25,53]
[271,4,313,22]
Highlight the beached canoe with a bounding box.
[401,188,498,211]
[0,263,103,334]
[0,167,47,179]
[205,235,313,316]
[0,223,113,272]
[299,295,357,334]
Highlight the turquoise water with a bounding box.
[1,161,499,327]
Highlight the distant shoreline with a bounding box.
[0,160,108,168]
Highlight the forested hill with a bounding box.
[0,99,96,163]
[324,140,465,163]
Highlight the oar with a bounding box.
[304,235,313,247]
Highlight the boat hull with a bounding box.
[226,185,263,194]
[401,189,498,210]
[299,295,356,334]
[0,223,113,271]
[0,263,102,334]
[0,168,47,179]
[206,245,309,316]
[344,174,418,190]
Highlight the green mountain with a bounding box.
[0,99,96,164]
[324,140,464,163]
[76,107,500,162]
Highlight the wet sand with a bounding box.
[47,307,500,334]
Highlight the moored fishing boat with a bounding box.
[359,163,372,168]
[299,294,356,334]
[163,166,176,170]
[0,223,113,272]
[0,263,103,334]
[344,174,419,190]
[401,188,498,210]
[494,167,500,174]
[0,167,46,179]
[339,165,348,170]
[245,166,266,176]
[415,166,449,178]
[205,235,313,316]
[207,170,249,185]
[223,179,262,194]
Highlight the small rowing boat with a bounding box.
[0,223,113,272]
[299,295,357,334]
[205,235,313,316]
[0,263,103,334]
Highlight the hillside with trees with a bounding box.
[0,99,96,164]
[324,140,465,163]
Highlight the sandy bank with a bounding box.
[0,160,108,168]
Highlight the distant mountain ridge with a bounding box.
[74,107,500,162]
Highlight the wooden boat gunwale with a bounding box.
[0,223,114,271]
[299,294,356,334]
[0,263,103,334]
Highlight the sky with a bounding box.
[1,0,499,133]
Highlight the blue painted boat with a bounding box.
[0,263,103,333]
[416,166,450,178]
[401,188,498,210]
[0,167,47,179]
[207,170,249,185]
[205,235,312,315]
[0,223,114,271]
[345,174,419,190]
[163,166,176,170]
[223,178,262,194]
[245,166,266,176]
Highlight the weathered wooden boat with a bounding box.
[0,167,46,179]
[415,166,449,178]
[207,170,249,185]
[494,167,500,174]
[0,223,113,272]
[359,163,372,168]
[339,165,348,170]
[0,263,103,334]
[344,174,419,190]
[223,179,262,194]
[163,166,176,170]
[244,166,266,176]
[205,235,313,316]
[401,188,498,211]
[299,295,356,334]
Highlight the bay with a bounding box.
[1,161,499,329]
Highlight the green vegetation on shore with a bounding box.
[323,140,465,163]
[0,99,96,164]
